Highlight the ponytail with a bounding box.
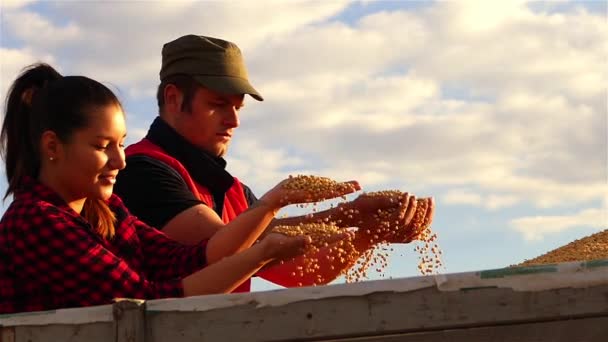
[83,199,116,239]
[1,63,62,199]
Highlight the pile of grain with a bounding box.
[519,229,608,266]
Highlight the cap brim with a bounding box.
[191,75,263,101]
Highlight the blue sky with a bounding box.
[1,0,606,291]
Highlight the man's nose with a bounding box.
[223,108,240,128]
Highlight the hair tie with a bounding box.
[20,87,36,107]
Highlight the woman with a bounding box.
[0,64,358,314]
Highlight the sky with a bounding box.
[0,0,606,291]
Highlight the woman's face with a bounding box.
[50,105,126,207]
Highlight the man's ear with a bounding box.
[40,130,61,161]
[163,84,184,114]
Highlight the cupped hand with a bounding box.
[360,196,435,244]
[339,191,407,226]
[402,197,435,242]
[355,192,416,243]
[259,233,311,262]
[257,230,355,274]
[261,176,361,208]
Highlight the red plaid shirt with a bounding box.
[0,177,208,314]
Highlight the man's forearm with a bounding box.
[268,202,355,232]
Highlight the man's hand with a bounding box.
[354,195,435,244]
[261,176,361,208]
[402,197,435,242]
[337,191,407,227]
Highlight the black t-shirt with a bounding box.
[114,117,258,230]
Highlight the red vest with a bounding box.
[125,138,251,292]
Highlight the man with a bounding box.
[114,35,434,290]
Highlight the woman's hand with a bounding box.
[259,229,355,263]
[259,233,312,262]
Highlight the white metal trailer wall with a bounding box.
[2,260,607,342]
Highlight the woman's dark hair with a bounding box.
[1,63,122,239]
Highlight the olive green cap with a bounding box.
[160,35,263,101]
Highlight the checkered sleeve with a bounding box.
[12,203,185,305]
[133,217,209,280]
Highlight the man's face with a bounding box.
[175,87,244,157]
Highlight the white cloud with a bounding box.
[260,73,439,131]
[437,0,530,34]
[4,11,81,48]
[391,2,607,103]
[235,1,605,216]
[441,189,519,210]
[125,127,148,146]
[486,194,519,210]
[2,1,350,89]
[512,206,607,241]
[0,0,35,10]
[226,139,306,193]
[0,48,56,104]
[442,189,482,206]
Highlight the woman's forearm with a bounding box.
[205,200,279,264]
[183,243,270,296]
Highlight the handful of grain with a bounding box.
[271,222,358,285]
[271,221,409,283]
[365,190,405,201]
[364,190,431,242]
[271,222,343,249]
[281,175,356,201]
[363,190,443,275]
